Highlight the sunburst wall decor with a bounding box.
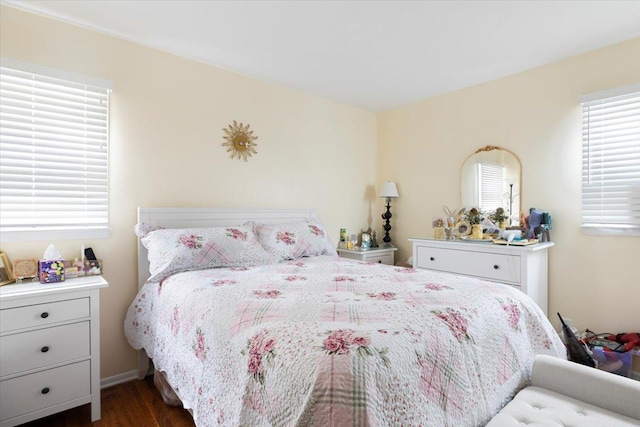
[222,120,258,162]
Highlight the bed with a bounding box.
[125,207,565,427]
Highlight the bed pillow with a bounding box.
[136,224,276,282]
[253,219,337,261]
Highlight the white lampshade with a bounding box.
[379,181,399,198]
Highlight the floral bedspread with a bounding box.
[125,256,565,426]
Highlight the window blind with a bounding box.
[580,83,640,235]
[478,162,505,212]
[0,59,113,236]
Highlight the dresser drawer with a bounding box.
[0,360,90,422]
[415,246,521,283]
[0,322,90,377]
[0,298,89,333]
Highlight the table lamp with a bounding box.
[379,181,399,247]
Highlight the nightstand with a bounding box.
[0,276,108,427]
[337,247,397,265]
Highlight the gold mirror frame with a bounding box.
[460,145,522,222]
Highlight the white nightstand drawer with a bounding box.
[363,254,393,265]
[415,246,521,283]
[0,322,90,377]
[337,247,397,266]
[0,360,90,422]
[0,297,89,333]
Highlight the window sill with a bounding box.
[581,226,640,237]
[0,227,109,243]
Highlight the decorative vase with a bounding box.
[499,220,508,230]
[433,227,444,240]
[471,224,483,239]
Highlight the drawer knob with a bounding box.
[40,312,49,319]
[41,346,50,353]
[41,387,50,394]
[494,265,500,270]
[430,257,435,261]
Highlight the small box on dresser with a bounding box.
[0,276,108,427]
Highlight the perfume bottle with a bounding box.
[350,234,358,250]
[339,228,346,249]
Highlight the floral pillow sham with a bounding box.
[136,224,276,283]
[252,220,337,262]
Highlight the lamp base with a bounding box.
[381,197,393,246]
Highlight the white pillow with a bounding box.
[252,219,337,262]
[136,224,276,282]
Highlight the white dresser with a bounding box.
[409,238,553,315]
[0,276,108,427]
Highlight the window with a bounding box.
[478,162,505,212]
[580,83,640,236]
[0,59,113,242]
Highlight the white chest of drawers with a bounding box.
[409,238,553,315]
[0,276,108,427]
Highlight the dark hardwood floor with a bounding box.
[20,376,195,427]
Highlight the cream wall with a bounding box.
[0,6,378,378]
[378,37,640,335]
[2,5,639,380]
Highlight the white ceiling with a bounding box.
[5,0,640,112]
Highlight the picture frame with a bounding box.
[12,259,38,283]
[0,252,15,286]
[455,221,471,237]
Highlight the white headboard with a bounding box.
[137,207,317,292]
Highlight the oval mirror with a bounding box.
[461,146,521,225]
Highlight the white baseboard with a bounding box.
[101,369,139,389]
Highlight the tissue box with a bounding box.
[39,259,65,284]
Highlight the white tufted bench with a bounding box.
[487,354,640,427]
